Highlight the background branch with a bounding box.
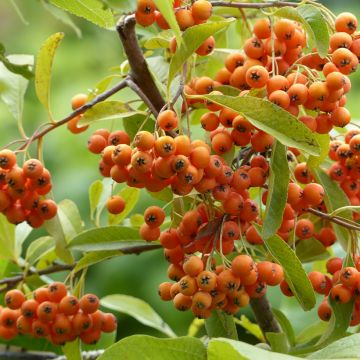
[250,296,281,341]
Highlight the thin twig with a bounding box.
[307,208,360,231]
[210,1,300,9]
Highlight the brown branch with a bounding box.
[16,79,129,151]
[307,208,360,231]
[210,1,300,9]
[116,15,165,113]
[250,296,281,341]
[0,244,161,292]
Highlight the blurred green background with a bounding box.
[0,0,359,343]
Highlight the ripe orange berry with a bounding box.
[38,199,58,220]
[179,275,198,296]
[71,93,88,110]
[0,308,19,328]
[173,293,192,311]
[196,36,215,56]
[158,282,173,301]
[33,288,50,303]
[331,284,352,303]
[5,289,25,310]
[225,53,245,72]
[268,90,290,109]
[80,329,101,345]
[140,223,160,242]
[21,299,38,319]
[73,312,93,335]
[32,319,50,338]
[183,256,204,277]
[246,65,269,88]
[244,37,265,59]
[134,131,155,151]
[48,282,67,303]
[67,115,89,134]
[196,270,217,291]
[112,144,132,166]
[335,12,358,34]
[106,196,126,215]
[295,219,314,239]
[16,316,32,334]
[318,300,332,321]
[144,206,165,228]
[191,0,212,21]
[331,107,351,127]
[157,110,178,131]
[79,294,99,314]
[302,183,324,206]
[192,291,212,309]
[37,301,57,322]
[253,18,271,39]
[52,314,72,335]
[340,267,359,288]
[59,295,79,316]
[274,19,296,41]
[175,9,195,30]
[102,313,117,333]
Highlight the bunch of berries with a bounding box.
[0,149,57,227]
[0,283,117,345]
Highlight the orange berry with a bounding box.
[79,294,99,314]
[5,289,25,310]
[144,206,165,228]
[106,196,126,215]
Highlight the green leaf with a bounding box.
[295,321,328,345]
[98,335,206,360]
[208,338,300,360]
[41,1,82,37]
[308,333,360,359]
[274,4,330,58]
[62,339,81,360]
[73,250,121,273]
[35,32,64,120]
[153,0,182,45]
[193,94,320,156]
[25,236,54,265]
[296,238,329,263]
[234,315,264,342]
[0,51,33,79]
[108,187,140,225]
[0,214,15,261]
[205,310,238,340]
[57,199,83,239]
[15,222,32,259]
[307,134,330,168]
[123,113,154,139]
[148,187,173,203]
[44,215,73,263]
[272,308,296,347]
[266,332,289,354]
[79,101,144,125]
[0,54,33,122]
[253,224,316,311]
[311,168,351,250]
[101,295,176,337]
[49,0,114,29]
[214,85,241,97]
[262,142,289,239]
[89,180,104,220]
[168,19,234,90]
[144,31,173,50]
[67,226,145,252]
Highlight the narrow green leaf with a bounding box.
[214,85,241,96]
[263,142,289,239]
[266,332,289,354]
[41,1,82,37]
[148,187,173,203]
[296,238,329,263]
[144,31,172,50]
[25,236,54,265]
[101,295,176,337]
[79,101,144,125]
[205,310,238,340]
[295,321,328,345]
[89,180,104,220]
[0,53,33,79]
[311,168,351,250]
[123,113,155,139]
[308,333,360,359]
[254,224,316,311]
[307,134,330,168]
[57,199,83,239]
[35,32,64,120]
[153,0,182,45]
[274,4,330,58]
[67,226,144,252]
[98,335,206,360]
[108,187,140,225]
[62,339,81,360]
[73,250,121,273]
[193,94,320,156]
[208,338,300,360]
[0,54,33,122]
[234,315,264,342]
[168,19,234,89]
[0,214,15,261]
[49,0,114,29]
[272,308,296,347]
[15,222,32,259]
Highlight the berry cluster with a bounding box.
[0,150,57,227]
[328,129,360,221]
[158,254,283,318]
[0,283,117,345]
[136,0,215,56]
